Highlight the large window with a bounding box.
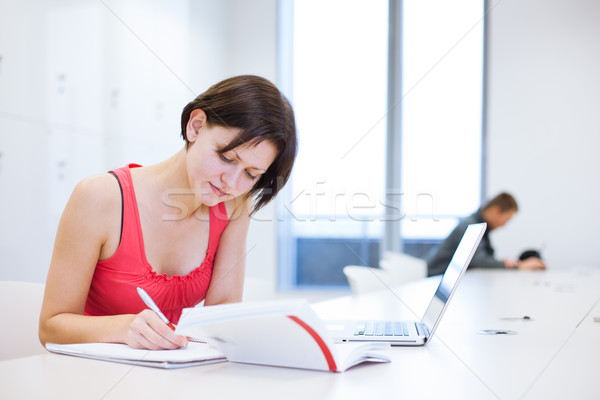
[278,0,484,289]
[400,0,484,245]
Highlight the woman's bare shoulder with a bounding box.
[61,174,122,240]
[71,173,121,211]
[53,173,122,259]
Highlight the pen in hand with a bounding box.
[136,287,176,331]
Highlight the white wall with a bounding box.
[0,0,58,283]
[485,0,600,268]
[3,0,597,285]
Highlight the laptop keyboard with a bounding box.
[353,321,421,337]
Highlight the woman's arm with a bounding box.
[203,197,252,305]
[39,174,186,349]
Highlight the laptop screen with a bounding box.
[420,223,486,338]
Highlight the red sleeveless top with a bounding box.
[84,164,229,324]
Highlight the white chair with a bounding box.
[379,251,427,284]
[343,252,428,295]
[342,265,396,295]
[0,281,47,360]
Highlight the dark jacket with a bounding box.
[426,209,504,276]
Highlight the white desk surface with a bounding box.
[1,267,599,400]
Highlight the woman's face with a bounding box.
[186,121,277,207]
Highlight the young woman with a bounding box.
[39,75,297,350]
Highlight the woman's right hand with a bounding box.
[125,309,188,350]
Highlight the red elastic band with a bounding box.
[287,315,337,372]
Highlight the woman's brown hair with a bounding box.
[180,75,298,214]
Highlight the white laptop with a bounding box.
[326,222,487,346]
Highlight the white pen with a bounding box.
[136,287,176,331]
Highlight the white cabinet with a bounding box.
[0,0,204,282]
[45,3,105,228]
[0,0,270,283]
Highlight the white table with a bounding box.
[1,267,599,400]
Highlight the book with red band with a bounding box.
[175,299,390,372]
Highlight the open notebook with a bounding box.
[45,341,226,369]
